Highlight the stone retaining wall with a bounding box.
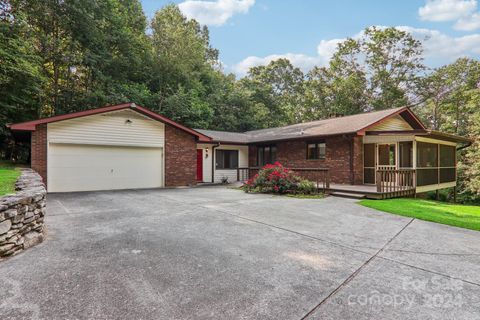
[0,169,46,259]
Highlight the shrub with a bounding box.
[296,179,316,195]
[241,162,317,195]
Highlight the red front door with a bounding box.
[196,149,203,182]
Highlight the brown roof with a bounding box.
[198,107,427,143]
[195,129,250,144]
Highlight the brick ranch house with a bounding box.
[8,103,470,198]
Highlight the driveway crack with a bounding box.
[300,217,416,320]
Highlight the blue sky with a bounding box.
[141,0,480,75]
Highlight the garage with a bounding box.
[48,144,163,192]
[8,103,211,192]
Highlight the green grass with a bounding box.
[0,162,20,196]
[359,198,480,231]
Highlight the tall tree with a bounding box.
[240,58,304,126]
[328,26,425,111]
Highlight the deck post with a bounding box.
[376,170,381,192]
[237,168,240,181]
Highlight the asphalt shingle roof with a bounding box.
[197,107,407,144]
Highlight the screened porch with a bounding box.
[362,136,457,196]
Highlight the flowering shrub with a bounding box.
[242,162,316,195]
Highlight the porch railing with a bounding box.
[237,167,330,192]
[376,168,416,198]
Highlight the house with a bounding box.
[9,103,471,198]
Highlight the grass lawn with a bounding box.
[359,198,480,231]
[0,162,20,196]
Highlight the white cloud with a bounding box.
[454,12,480,29]
[232,54,324,77]
[231,39,345,76]
[397,26,480,59]
[418,0,480,30]
[231,26,480,76]
[178,0,255,26]
[418,0,477,21]
[317,38,345,59]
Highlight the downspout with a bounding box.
[211,143,220,183]
[457,141,472,151]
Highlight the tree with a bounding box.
[417,58,480,202]
[328,27,425,111]
[240,59,304,126]
[0,1,45,159]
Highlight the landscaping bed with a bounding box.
[359,198,480,231]
[241,162,322,197]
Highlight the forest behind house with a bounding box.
[1,1,479,202]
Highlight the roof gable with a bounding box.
[367,115,413,131]
[8,103,211,141]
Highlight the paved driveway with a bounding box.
[1,186,479,320]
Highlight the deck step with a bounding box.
[329,191,366,199]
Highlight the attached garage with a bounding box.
[48,144,164,192]
[8,103,212,192]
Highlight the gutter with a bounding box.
[457,141,472,151]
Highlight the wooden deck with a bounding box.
[327,183,415,199]
[237,166,417,199]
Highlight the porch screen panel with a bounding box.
[440,145,456,183]
[440,168,456,183]
[399,141,413,168]
[416,142,439,186]
[440,145,455,167]
[378,144,395,166]
[417,169,438,186]
[363,143,375,184]
[416,142,438,167]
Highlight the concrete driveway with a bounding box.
[0,186,479,320]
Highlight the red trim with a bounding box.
[356,107,426,135]
[8,102,212,141]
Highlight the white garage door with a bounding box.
[48,143,163,192]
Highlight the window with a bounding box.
[215,150,238,169]
[306,141,326,160]
[257,145,277,166]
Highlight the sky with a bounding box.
[140,0,480,76]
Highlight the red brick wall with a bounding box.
[31,124,47,185]
[248,135,364,185]
[352,136,364,184]
[165,124,197,187]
